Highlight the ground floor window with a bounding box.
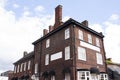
[99,73,108,80]
[77,71,90,80]
[65,73,70,80]
[51,75,55,80]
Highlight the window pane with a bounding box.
[78,47,86,61]
[79,30,83,40]
[88,34,92,44]
[65,46,70,60]
[28,61,31,70]
[35,63,38,73]
[46,39,50,48]
[96,38,100,47]
[96,53,103,65]
[45,54,49,65]
[65,28,70,39]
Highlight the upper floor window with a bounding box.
[17,65,19,73]
[14,66,16,73]
[46,39,50,48]
[96,38,100,47]
[51,75,55,80]
[78,47,86,61]
[77,71,90,80]
[65,73,70,80]
[65,46,70,60]
[65,28,70,39]
[20,63,23,72]
[24,62,26,71]
[28,61,31,70]
[78,30,83,40]
[35,63,38,73]
[96,53,103,65]
[45,54,49,65]
[88,34,92,44]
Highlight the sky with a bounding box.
[0,0,120,73]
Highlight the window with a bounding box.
[96,38,100,47]
[28,61,31,70]
[14,66,16,73]
[79,30,83,40]
[65,28,70,39]
[46,39,50,48]
[45,54,49,65]
[51,75,55,80]
[20,63,23,72]
[77,71,90,80]
[65,46,70,60]
[96,53,103,65]
[35,63,38,73]
[78,47,86,61]
[24,62,26,71]
[17,65,19,73]
[88,34,92,44]
[99,74,108,80]
[65,73,70,80]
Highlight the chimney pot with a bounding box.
[81,20,88,27]
[43,29,48,36]
[23,51,27,57]
[49,25,53,32]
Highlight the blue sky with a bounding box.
[0,0,120,73]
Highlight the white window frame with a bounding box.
[17,65,19,73]
[65,28,70,39]
[78,30,83,40]
[46,39,50,48]
[51,75,55,80]
[77,71,91,80]
[65,73,70,80]
[99,73,108,80]
[35,63,38,73]
[45,54,49,65]
[28,61,31,70]
[88,34,92,44]
[96,38,100,47]
[96,53,103,65]
[20,63,23,72]
[24,62,26,71]
[78,47,86,61]
[65,46,70,60]
[14,66,16,73]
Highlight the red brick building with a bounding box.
[11,5,108,80]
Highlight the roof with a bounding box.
[108,64,120,74]
[32,18,104,45]
[14,51,34,64]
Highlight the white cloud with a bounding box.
[109,14,120,21]
[13,4,20,8]
[0,4,54,71]
[34,5,44,12]
[90,14,120,63]
[89,24,103,33]
[0,0,7,7]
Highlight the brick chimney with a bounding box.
[23,51,27,57]
[54,5,62,29]
[43,29,48,36]
[49,25,53,32]
[81,20,88,27]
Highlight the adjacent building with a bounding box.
[10,5,108,80]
